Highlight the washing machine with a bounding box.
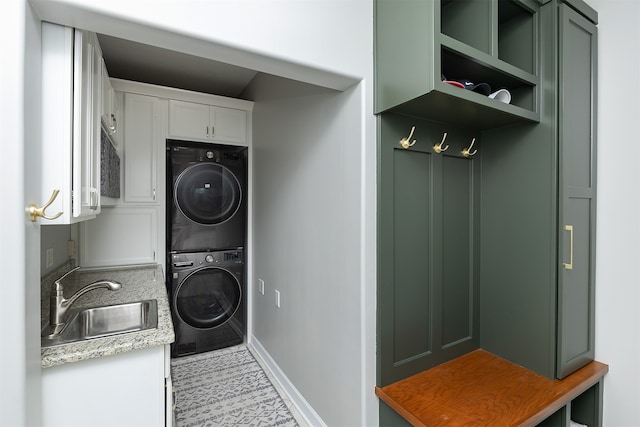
[170,249,245,357]
[167,140,247,252]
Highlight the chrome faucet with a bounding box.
[47,266,122,336]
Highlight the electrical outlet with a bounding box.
[275,289,280,308]
[258,279,265,295]
[46,248,54,268]
[67,240,76,257]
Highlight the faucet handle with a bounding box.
[53,266,81,291]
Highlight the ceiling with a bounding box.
[97,34,259,99]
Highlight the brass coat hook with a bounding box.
[400,126,417,149]
[462,138,478,157]
[433,132,449,153]
[27,189,63,222]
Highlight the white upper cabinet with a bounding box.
[168,99,247,144]
[123,93,160,204]
[40,23,102,224]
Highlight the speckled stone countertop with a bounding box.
[41,263,174,368]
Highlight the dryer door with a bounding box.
[175,267,241,329]
[174,162,242,225]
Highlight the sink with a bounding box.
[42,299,158,347]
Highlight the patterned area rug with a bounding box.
[171,345,300,427]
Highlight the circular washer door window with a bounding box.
[175,163,242,225]
[175,267,241,329]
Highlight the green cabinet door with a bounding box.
[377,113,480,387]
[557,3,597,379]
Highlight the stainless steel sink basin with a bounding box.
[42,299,158,347]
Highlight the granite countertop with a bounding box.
[41,263,175,368]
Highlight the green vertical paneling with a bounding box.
[378,113,480,387]
[441,155,473,347]
[479,120,558,379]
[557,3,597,379]
[378,113,439,386]
[478,0,558,379]
[392,149,433,363]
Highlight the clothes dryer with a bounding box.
[167,140,247,252]
[169,249,245,357]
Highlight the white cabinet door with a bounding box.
[73,29,101,218]
[168,99,210,140]
[42,346,166,427]
[90,32,102,211]
[168,99,247,144]
[80,206,158,267]
[124,93,159,204]
[41,23,101,224]
[211,106,247,143]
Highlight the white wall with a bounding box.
[584,1,640,425]
[30,0,367,91]
[246,75,364,426]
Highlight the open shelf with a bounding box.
[441,0,537,74]
[498,0,537,74]
[570,383,602,427]
[440,44,537,113]
[441,0,492,55]
[375,0,541,129]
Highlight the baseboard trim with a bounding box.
[248,336,327,427]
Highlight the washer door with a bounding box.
[175,267,241,329]
[175,163,242,225]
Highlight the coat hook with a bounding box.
[462,138,478,157]
[433,132,449,153]
[400,126,417,149]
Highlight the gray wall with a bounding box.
[246,74,363,426]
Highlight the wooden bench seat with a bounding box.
[375,349,608,427]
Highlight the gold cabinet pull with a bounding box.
[563,225,574,270]
[27,189,63,222]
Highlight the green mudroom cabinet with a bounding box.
[376,0,600,425]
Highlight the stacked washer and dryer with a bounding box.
[166,140,247,358]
